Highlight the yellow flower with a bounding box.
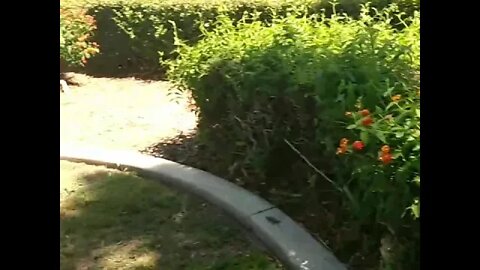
[75,41,87,48]
[336,147,346,155]
[336,138,349,155]
[85,47,100,54]
[77,34,89,42]
[391,95,401,102]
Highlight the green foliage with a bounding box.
[60,0,418,74]
[60,6,100,67]
[165,3,419,269]
[59,0,420,268]
[102,0,309,72]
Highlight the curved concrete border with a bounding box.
[60,145,347,270]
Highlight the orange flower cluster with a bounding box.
[77,34,89,42]
[360,109,370,116]
[352,141,365,151]
[85,15,96,26]
[337,136,393,165]
[379,145,393,164]
[346,108,375,126]
[336,138,349,155]
[358,109,373,127]
[337,138,366,155]
[362,116,373,126]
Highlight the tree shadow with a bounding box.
[60,167,276,270]
[142,132,226,177]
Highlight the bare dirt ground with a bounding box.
[60,72,197,151]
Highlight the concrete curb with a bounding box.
[60,145,347,270]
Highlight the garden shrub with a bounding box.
[165,3,419,269]
[87,0,309,74]
[60,0,419,75]
[60,6,100,68]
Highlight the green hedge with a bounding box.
[165,4,419,269]
[61,0,419,76]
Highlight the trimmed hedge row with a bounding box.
[61,0,419,76]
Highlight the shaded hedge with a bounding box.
[61,0,419,76]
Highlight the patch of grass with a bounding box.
[188,253,280,270]
[60,161,281,270]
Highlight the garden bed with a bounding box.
[60,1,420,269]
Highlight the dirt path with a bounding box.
[60,73,197,151]
[60,73,281,270]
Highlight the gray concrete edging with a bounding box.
[60,145,347,270]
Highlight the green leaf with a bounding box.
[415,109,420,117]
[383,83,395,97]
[410,199,420,219]
[343,186,360,214]
[386,102,396,111]
[360,130,369,144]
[410,158,420,171]
[373,130,387,143]
[346,85,356,108]
[395,131,404,138]
[413,176,420,186]
[335,93,345,103]
[411,204,420,218]
[347,124,357,130]
[396,111,410,122]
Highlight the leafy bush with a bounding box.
[335,79,420,269]
[100,0,309,72]
[165,3,419,269]
[60,7,100,67]
[59,0,418,74]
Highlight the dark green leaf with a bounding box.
[373,130,387,143]
[360,130,369,144]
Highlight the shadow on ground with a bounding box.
[142,133,222,175]
[60,162,281,270]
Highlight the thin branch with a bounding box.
[284,139,341,192]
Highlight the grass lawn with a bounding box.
[60,160,281,270]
